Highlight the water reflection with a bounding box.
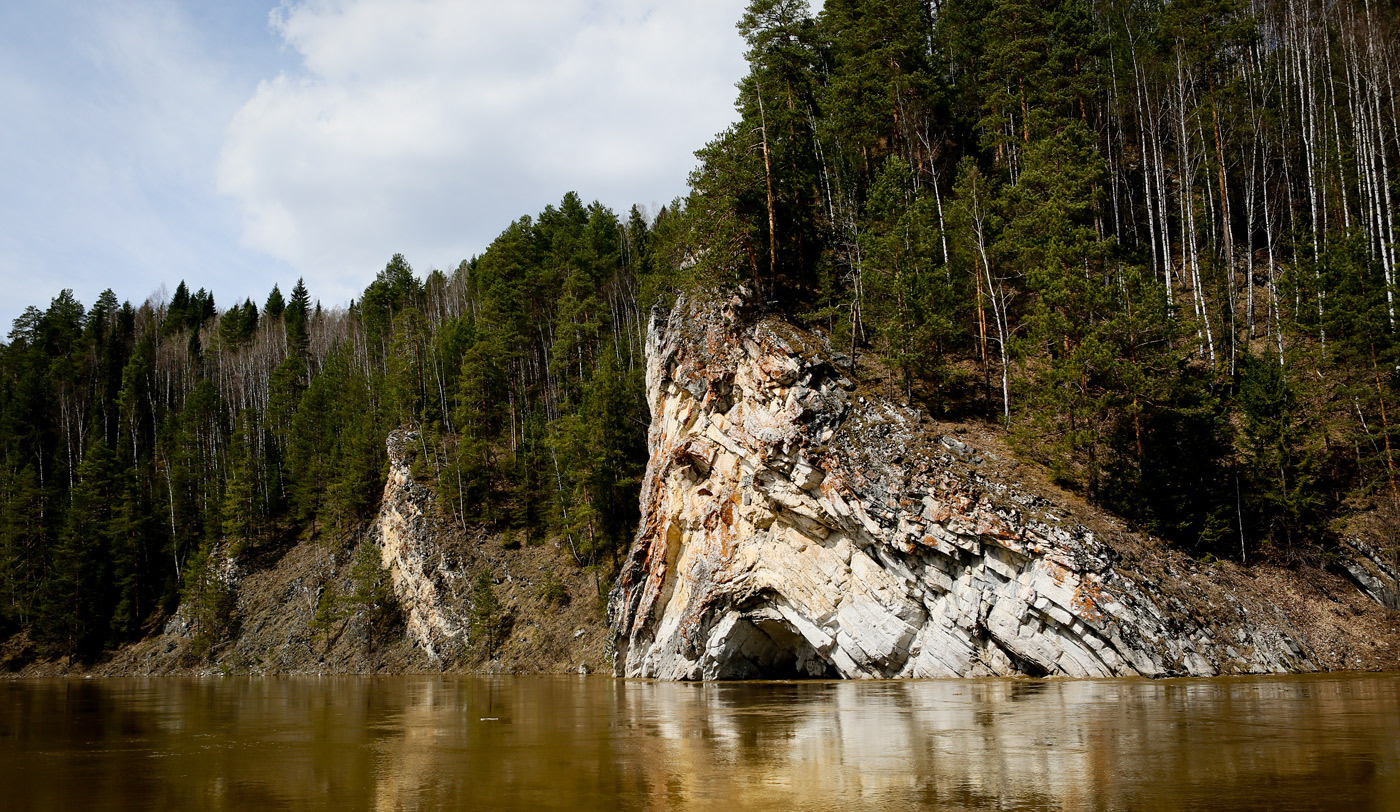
[2,674,1397,811]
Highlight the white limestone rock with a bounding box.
[376,430,467,660]
[609,294,1323,679]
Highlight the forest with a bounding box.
[663,0,1400,566]
[4,0,1400,661]
[0,196,658,660]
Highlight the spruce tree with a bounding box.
[264,284,286,320]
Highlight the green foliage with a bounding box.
[34,436,117,657]
[181,542,237,659]
[347,540,399,629]
[535,570,569,606]
[1005,122,1121,494]
[1235,354,1329,555]
[469,570,503,659]
[860,157,965,394]
[8,0,1400,659]
[310,541,401,646]
[264,285,285,320]
[164,283,215,336]
[362,254,422,353]
[285,278,311,353]
[547,357,647,568]
[221,411,259,558]
[218,299,259,350]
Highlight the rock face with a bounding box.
[379,430,468,659]
[372,430,615,672]
[1337,539,1400,610]
[610,295,1335,680]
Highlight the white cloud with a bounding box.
[218,0,749,303]
[0,0,295,328]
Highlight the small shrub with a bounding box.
[535,571,569,605]
[309,585,345,637]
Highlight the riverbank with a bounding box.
[2,524,611,678]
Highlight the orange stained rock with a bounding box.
[1072,580,1107,623]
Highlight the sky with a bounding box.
[0,0,751,333]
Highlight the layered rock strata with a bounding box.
[1338,539,1399,610]
[610,295,1330,679]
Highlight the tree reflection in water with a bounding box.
[1,674,1397,811]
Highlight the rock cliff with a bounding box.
[372,430,612,672]
[609,294,1396,679]
[378,430,469,660]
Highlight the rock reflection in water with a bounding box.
[1,674,1396,811]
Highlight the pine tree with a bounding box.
[37,436,118,658]
[1003,121,1115,494]
[221,410,259,558]
[166,282,191,335]
[264,285,286,320]
[286,278,311,354]
[469,570,501,658]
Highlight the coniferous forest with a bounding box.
[1,197,656,660]
[5,0,1400,661]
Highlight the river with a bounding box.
[2,673,1397,811]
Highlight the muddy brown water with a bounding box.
[1,673,1397,811]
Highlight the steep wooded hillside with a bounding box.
[0,194,655,665]
[651,0,1400,569]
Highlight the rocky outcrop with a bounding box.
[373,430,612,672]
[609,294,1348,680]
[1337,539,1399,610]
[379,430,468,659]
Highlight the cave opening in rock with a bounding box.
[714,612,839,679]
[996,640,1050,678]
